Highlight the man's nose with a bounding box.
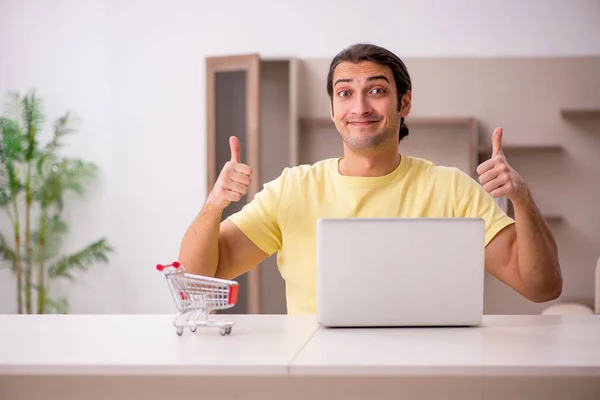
[352,94,373,116]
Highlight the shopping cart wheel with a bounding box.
[220,327,232,336]
[176,327,184,336]
[190,326,197,333]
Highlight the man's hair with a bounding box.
[326,43,412,141]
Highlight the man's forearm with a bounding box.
[512,186,562,301]
[178,202,222,276]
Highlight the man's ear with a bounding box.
[400,90,412,118]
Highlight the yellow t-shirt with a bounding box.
[228,155,515,315]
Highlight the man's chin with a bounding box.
[344,133,389,149]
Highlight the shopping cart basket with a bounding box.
[156,261,239,336]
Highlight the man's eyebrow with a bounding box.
[367,75,390,83]
[334,75,390,86]
[334,78,352,86]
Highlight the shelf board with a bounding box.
[299,118,333,128]
[478,144,563,155]
[299,116,475,129]
[544,214,564,223]
[506,211,563,224]
[560,108,600,120]
[405,116,475,127]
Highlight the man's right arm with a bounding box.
[178,136,270,279]
[178,202,269,279]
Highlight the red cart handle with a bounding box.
[156,261,181,271]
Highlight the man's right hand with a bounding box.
[180,136,265,279]
[206,136,253,210]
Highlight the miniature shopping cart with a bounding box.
[156,262,239,336]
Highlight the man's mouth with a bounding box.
[347,120,379,126]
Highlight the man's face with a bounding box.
[330,61,409,150]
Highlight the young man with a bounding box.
[179,43,562,314]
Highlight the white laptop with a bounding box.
[316,218,485,327]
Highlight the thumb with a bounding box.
[229,136,241,163]
[492,127,503,156]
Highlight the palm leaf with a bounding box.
[20,92,44,161]
[43,112,78,154]
[3,91,22,124]
[32,113,78,191]
[35,158,97,210]
[0,120,9,206]
[20,92,44,128]
[0,117,25,161]
[1,116,26,208]
[0,140,7,202]
[30,213,68,264]
[0,233,16,268]
[48,239,113,281]
[33,155,59,207]
[59,159,97,195]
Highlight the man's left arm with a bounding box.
[477,127,562,302]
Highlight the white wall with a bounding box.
[1,0,599,314]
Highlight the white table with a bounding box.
[292,315,600,400]
[1,314,599,400]
[0,314,317,376]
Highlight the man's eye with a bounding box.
[338,90,350,97]
[371,88,385,94]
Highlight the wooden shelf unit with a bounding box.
[560,108,600,120]
[503,203,564,224]
[206,55,297,315]
[478,144,563,156]
[544,214,564,223]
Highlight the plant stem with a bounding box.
[24,98,35,314]
[12,196,22,314]
[37,208,47,314]
[24,165,32,314]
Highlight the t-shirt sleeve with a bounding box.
[452,168,515,246]
[226,169,287,256]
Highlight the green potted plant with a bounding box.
[0,91,113,314]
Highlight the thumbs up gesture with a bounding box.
[476,127,526,203]
[206,136,253,210]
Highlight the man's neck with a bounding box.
[338,146,401,177]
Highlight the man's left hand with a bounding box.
[476,127,527,204]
